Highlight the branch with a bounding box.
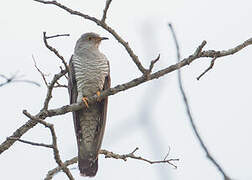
[45,157,78,180]
[34,0,148,74]
[101,0,113,22]
[43,69,67,110]
[100,147,178,167]
[33,55,49,87]
[7,137,53,148]
[168,23,231,180]
[23,110,74,180]
[43,32,69,71]
[197,37,252,79]
[0,73,40,87]
[0,69,66,155]
[196,56,217,80]
[44,148,178,179]
[46,33,70,39]
[145,54,160,78]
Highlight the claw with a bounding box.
[96,91,101,102]
[82,97,89,108]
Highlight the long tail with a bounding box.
[78,156,98,177]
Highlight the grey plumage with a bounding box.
[68,32,110,177]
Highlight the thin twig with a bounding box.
[54,81,68,88]
[45,157,78,180]
[7,137,53,148]
[32,55,49,87]
[43,69,67,110]
[168,23,231,180]
[43,32,68,71]
[60,66,68,80]
[163,146,171,161]
[0,73,40,87]
[46,33,70,39]
[101,0,113,22]
[196,56,218,80]
[148,54,160,73]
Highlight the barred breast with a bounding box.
[72,48,109,101]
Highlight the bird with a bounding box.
[68,32,110,177]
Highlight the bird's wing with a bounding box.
[96,60,111,152]
[68,55,82,143]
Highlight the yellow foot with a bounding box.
[82,97,89,108]
[96,91,101,101]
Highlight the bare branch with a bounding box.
[45,148,178,179]
[7,137,53,148]
[197,37,252,79]
[54,81,68,88]
[34,0,148,74]
[196,56,217,80]
[46,33,70,39]
[43,69,67,110]
[43,32,69,71]
[60,66,69,80]
[147,54,160,74]
[168,23,231,180]
[33,55,49,87]
[23,110,74,180]
[100,148,179,168]
[45,157,78,180]
[101,0,113,22]
[0,73,40,87]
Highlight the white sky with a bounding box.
[0,0,252,180]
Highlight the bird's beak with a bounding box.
[100,37,109,40]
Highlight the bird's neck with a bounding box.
[74,45,100,57]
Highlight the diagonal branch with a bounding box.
[46,33,70,39]
[168,23,231,180]
[33,55,49,87]
[45,157,78,180]
[196,56,218,80]
[101,0,113,22]
[34,0,148,74]
[43,32,69,71]
[7,137,53,148]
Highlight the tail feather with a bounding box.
[79,156,98,177]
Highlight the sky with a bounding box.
[0,0,252,180]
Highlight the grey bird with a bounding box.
[68,32,110,177]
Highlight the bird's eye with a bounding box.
[88,37,92,41]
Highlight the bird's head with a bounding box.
[75,32,108,52]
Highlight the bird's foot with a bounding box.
[82,97,89,108]
[96,91,101,102]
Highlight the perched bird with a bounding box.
[68,32,110,177]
